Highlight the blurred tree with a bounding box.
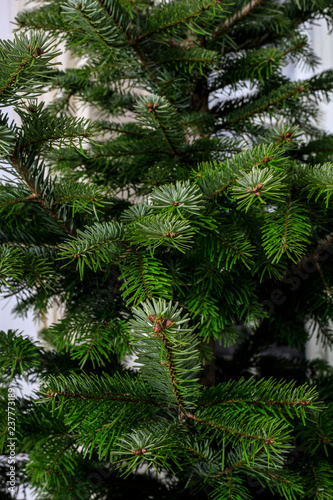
[0,1,333,498]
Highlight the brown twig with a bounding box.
[0,56,32,98]
[316,262,333,295]
[213,0,265,38]
[162,334,186,411]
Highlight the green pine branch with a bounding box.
[262,200,311,263]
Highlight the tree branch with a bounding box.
[316,262,333,295]
[46,389,164,407]
[224,86,306,126]
[1,242,59,250]
[0,56,31,98]
[213,0,265,38]
[298,232,333,270]
[136,1,217,43]
[161,334,186,411]
[186,413,274,442]
[212,446,265,478]
[151,107,180,156]
[9,154,75,236]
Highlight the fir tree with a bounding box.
[1,0,333,498]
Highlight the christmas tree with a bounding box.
[1,0,333,498]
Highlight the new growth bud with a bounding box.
[131,448,147,455]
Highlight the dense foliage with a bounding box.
[1,0,333,498]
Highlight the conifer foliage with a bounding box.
[1,0,333,498]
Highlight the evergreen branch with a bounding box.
[187,413,272,442]
[131,43,161,87]
[197,378,317,428]
[120,249,173,305]
[42,372,163,408]
[98,123,145,137]
[59,221,124,278]
[76,6,118,52]
[110,424,182,474]
[199,398,313,408]
[121,201,153,223]
[213,0,264,37]
[95,0,162,87]
[262,200,311,263]
[0,193,39,207]
[311,463,319,497]
[0,34,61,105]
[226,473,233,499]
[46,439,76,476]
[151,56,215,66]
[137,1,218,43]
[0,244,57,292]
[283,40,307,58]
[0,56,31,99]
[252,468,294,485]
[283,199,291,251]
[301,162,333,207]
[50,90,75,115]
[212,446,265,479]
[93,149,171,158]
[130,300,201,409]
[160,332,186,412]
[63,1,128,50]
[46,390,164,406]
[307,319,333,350]
[151,106,180,156]
[18,102,98,153]
[86,0,171,97]
[136,95,185,153]
[135,248,150,301]
[206,229,254,270]
[96,0,130,38]
[15,7,85,34]
[294,230,333,275]
[0,122,16,158]
[1,242,59,250]
[222,0,328,55]
[315,262,333,296]
[23,131,92,149]
[182,444,216,465]
[232,167,287,212]
[129,215,195,253]
[48,315,130,367]
[150,180,203,214]
[199,378,317,407]
[9,154,74,236]
[0,329,42,380]
[21,22,84,34]
[3,0,333,497]
[224,85,306,126]
[302,457,333,498]
[196,143,288,198]
[25,435,80,492]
